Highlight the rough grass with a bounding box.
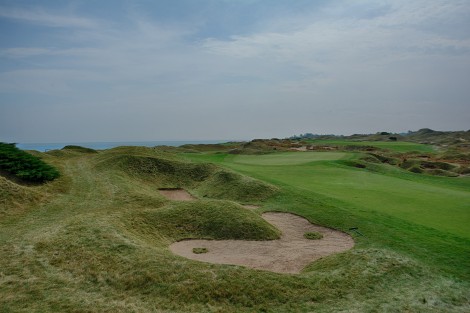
[195,170,279,202]
[62,145,98,154]
[0,176,43,216]
[95,149,278,203]
[193,247,208,254]
[96,154,215,186]
[304,231,323,240]
[129,200,281,241]
[0,147,469,312]
[305,139,435,152]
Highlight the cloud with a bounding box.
[0,0,469,142]
[0,7,99,28]
[0,47,52,58]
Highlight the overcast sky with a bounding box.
[1,0,469,143]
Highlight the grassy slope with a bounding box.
[229,155,470,239]
[184,151,470,280]
[0,147,469,312]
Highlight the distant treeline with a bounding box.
[0,142,59,182]
[289,133,338,140]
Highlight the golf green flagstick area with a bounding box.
[1,142,469,312]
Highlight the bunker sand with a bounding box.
[158,188,196,201]
[170,212,354,274]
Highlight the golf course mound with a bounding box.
[196,170,278,202]
[170,212,354,273]
[62,145,98,154]
[95,152,278,202]
[98,154,215,185]
[131,201,281,242]
[0,176,42,214]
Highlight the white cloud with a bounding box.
[0,7,99,28]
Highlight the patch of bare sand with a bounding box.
[170,212,354,273]
[158,188,196,201]
[290,146,308,151]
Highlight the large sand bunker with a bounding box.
[158,188,196,201]
[170,212,354,273]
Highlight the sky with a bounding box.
[0,0,469,143]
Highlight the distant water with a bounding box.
[16,140,227,152]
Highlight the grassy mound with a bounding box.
[0,176,42,215]
[0,142,60,183]
[400,159,459,176]
[196,170,279,202]
[131,200,280,241]
[62,145,98,154]
[96,154,215,187]
[96,151,278,203]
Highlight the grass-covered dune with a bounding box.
[94,147,278,203]
[131,200,281,242]
[0,145,469,312]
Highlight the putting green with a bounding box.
[232,152,348,165]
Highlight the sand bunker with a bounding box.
[170,212,354,273]
[290,146,308,151]
[158,188,196,201]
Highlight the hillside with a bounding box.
[0,144,469,312]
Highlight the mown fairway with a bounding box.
[231,152,349,165]
[230,153,470,239]
[1,146,469,312]
[184,151,470,279]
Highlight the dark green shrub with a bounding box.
[456,166,470,175]
[425,169,458,177]
[421,161,455,171]
[0,142,60,182]
[408,166,423,174]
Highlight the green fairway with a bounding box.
[305,139,435,152]
[232,152,349,165]
[188,152,470,239]
[184,151,470,279]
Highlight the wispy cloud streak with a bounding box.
[0,7,98,28]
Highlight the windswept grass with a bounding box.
[195,170,279,202]
[0,146,469,312]
[62,145,98,154]
[129,200,280,242]
[305,139,435,152]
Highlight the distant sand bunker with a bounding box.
[170,212,354,273]
[158,188,196,201]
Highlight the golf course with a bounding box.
[0,140,469,312]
